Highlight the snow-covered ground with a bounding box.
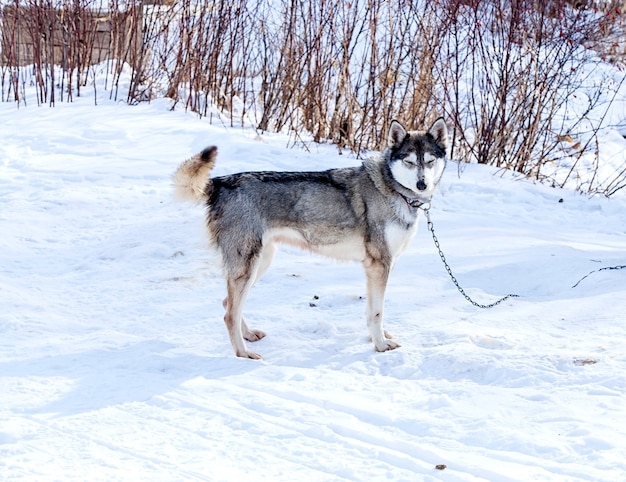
[1,93,626,481]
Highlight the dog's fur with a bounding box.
[173,119,448,358]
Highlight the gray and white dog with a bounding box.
[173,119,448,359]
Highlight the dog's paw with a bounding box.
[375,338,402,352]
[244,329,267,342]
[369,331,394,343]
[237,350,263,360]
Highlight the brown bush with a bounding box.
[1,0,624,194]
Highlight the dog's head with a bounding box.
[386,118,448,202]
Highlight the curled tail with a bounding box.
[172,146,217,203]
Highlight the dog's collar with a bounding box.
[398,192,429,210]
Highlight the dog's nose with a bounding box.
[416,180,427,191]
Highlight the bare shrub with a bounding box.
[1,0,624,195]
[438,0,625,195]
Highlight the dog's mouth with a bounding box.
[411,184,433,201]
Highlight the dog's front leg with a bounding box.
[363,257,401,352]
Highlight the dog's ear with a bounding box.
[427,117,449,152]
[388,120,407,149]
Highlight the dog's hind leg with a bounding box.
[363,256,401,352]
[222,242,276,343]
[224,277,261,359]
[221,299,266,342]
[242,241,275,341]
[224,269,262,359]
[223,239,278,358]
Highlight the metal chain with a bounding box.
[571,264,626,288]
[423,208,519,309]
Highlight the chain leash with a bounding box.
[571,264,626,288]
[421,206,519,309]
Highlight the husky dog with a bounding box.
[173,119,448,359]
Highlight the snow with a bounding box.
[1,91,626,481]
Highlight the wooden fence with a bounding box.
[0,5,140,68]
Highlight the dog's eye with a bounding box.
[402,153,417,167]
[423,153,437,167]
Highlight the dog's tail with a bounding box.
[172,146,217,203]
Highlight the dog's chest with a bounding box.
[385,219,419,257]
